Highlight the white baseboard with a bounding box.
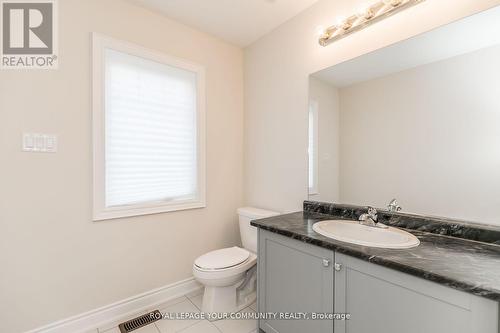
[26,277,202,333]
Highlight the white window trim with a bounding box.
[308,100,319,195]
[92,33,206,221]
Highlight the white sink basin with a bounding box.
[312,220,420,249]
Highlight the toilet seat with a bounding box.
[195,247,250,271]
[193,250,257,282]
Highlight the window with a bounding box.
[92,34,206,221]
[308,101,318,195]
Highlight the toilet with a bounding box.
[193,207,279,315]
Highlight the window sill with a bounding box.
[93,200,206,221]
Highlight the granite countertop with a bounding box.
[251,211,500,302]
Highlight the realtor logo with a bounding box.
[1,0,58,69]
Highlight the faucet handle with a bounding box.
[360,206,389,229]
[358,207,378,226]
[367,206,378,221]
[359,206,377,222]
[387,199,402,212]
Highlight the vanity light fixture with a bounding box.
[319,0,425,46]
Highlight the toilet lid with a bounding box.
[195,247,250,270]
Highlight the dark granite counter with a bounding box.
[251,210,500,302]
[304,201,500,245]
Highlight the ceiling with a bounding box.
[128,0,320,47]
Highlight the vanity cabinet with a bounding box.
[258,229,499,333]
[334,253,498,333]
[257,229,334,333]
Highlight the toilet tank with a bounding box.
[237,207,280,253]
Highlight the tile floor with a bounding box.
[88,290,258,333]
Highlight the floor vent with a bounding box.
[118,310,161,333]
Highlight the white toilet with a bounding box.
[193,207,279,315]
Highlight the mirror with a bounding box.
[308,5,500,226]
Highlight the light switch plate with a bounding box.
[45,135,57,152]
[23,133,35,151]
[23,133,57,153]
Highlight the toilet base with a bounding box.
[202,285,256,320]
[201,268,257,319]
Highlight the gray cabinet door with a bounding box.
[258,229,334,333]
[334,252,499,333]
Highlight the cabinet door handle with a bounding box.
[334,263,342,271]
[322,259,330,267]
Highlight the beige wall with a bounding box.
[244,0,500,213]
[0,0,243,332]
[339,44,500,225]
[308,77,339,203]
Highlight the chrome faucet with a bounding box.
[387,199,402,212]
[358,207,388,229]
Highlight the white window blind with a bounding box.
[93,34,206,220]
[105,49,198,207]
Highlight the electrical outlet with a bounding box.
[23,133,57,153]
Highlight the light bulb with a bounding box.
[335,17,352,31]
[383,0,403,7]
[315,25,325,37]
[356,6,374,20]
[335,17,345,28]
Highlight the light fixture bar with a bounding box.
[319,0,425,47]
